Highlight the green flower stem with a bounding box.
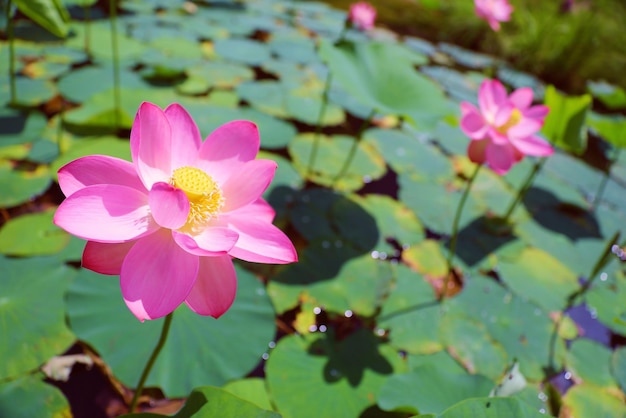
[306,24,349,178]
[331,108,376,185]
[592,148,621,211]
[306,72,332,178]
[568,231,620,304]
[442,163,481,300]
[501,158,547,223]
[547,231,620,373]
[6,0,16,106]
[84,4,91,55]
[109,0,121,130]
[128,312,174,413]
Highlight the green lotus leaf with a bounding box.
[0,256,75,379]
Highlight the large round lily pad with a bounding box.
[66,265,276,396]
[0,256,76,380]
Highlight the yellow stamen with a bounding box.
[170,166,224,232]
[497,108,522,134]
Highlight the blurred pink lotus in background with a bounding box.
[349,2,377,31]
[54,102,297,322]
[474,0,513,31]
[460,79,552,175]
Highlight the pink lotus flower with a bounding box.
[474,0,513,31]
[460,79,552,175]
[54,102,298,321]
[348,2,376,31]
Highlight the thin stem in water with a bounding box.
[306,23,349,179]
[109,0,121,130]
[592,148,621,211]
[6,0,16,106]
[306,72,332,178]
[442,163,481,301]
[331,108,376,186]
[546,231,620,372]
[501,158,547,223]
[128,312,174,413]
[84,4,91,55]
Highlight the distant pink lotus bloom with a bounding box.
[474,0,513,31]
[460,79,552,175]
[348,2,376,31]
[54,102,297,321]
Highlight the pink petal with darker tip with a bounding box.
[221,159,277,212]
[164,103,202,169]
[225,215,298,264]
[511,135,554,157]
[460,103,488,139]
[53,184,158,243]
[509,87,534,109]
[196,120,260,185]
[185,255,237,318]
[467,139,488,164]
[485,142,515,175]
[58,155,145,197]
[479,79,507,118]
[173,227,239,256]
[134,102,172,189]
[82,240,136,275]
[121,229,199,321]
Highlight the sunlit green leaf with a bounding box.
[542,85,591,155]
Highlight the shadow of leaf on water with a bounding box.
[268,186,380,285]
[522,186,602,241]
[306,328,393,387]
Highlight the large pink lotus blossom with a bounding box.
[460,79,553,175]
[474,0,513,31]
[348,2,376,31]
[54,102,297,322]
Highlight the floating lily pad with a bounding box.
[496,247,579,312]
[288,133,386,192]
[266,330,405,418]
[566,338,617,388]
[0,256,76,379]
[186,61,254,89]
[0,210,70,256]
[378,363,494,415]
[585,270,626,336]
[66,265,276,396]
[612,347,626,393]
[364,127,453,179]
[214,38,271,66]
[0,77,56,107]
[236,80,345,126]
[439,315,508,380]
[57,65,148,104]
[561,384,626,418]
[587,80,626,110]
[0,161,51,208]
[319,40,451,130]
[0,109,47,153]
[378,264,442,354]
[351,193,425,253]
[438,396,548,418]
[222,378,274,411]
[447,275,567,381]
[124,386,280,418]
[398,173,482,235]
[0,375,71,418]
